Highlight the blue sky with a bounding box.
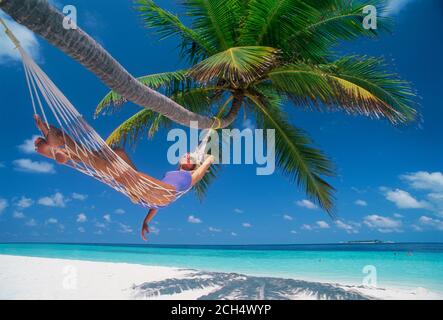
[0,0,442,244]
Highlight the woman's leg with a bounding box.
[112,147,137,170]
[141,208,158,241]
[33,116,174,207]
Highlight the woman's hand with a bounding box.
[205,154,215,164]
[141,222,150,241]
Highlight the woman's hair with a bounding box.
[179,153,197,171]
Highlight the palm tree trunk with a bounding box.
[0,0,240,128]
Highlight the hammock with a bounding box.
[2,18,214,209]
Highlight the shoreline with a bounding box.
[1,254,441,300]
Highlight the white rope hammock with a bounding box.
[2,19,213,209]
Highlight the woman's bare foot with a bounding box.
[46,126,66,148]
[34,115,65,148]
[34,137,54,159]
[141,222,150,241]
[54,149,69,164]
[34,115,49,137]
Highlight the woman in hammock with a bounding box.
[32,115,215,240]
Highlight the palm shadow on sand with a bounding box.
[131,271,373,300]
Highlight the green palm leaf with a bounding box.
[239,0,317,47]
[105,87,224,146]
[193,160,221,201]
[247,93,335,213]
[106,109,170,147]
[292,0,391,61]
[136,0,214,61]
[188,46,280,85]
[95,70,188,117]
[184,0,244,51]
[267,57,416,123]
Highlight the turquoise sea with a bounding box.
[1,242,443,293]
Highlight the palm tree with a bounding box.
[1,0,417,214]
[95,0,416,213]
[0,0,238,128]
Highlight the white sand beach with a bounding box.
[0,255,441,300]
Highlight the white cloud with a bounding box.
[13,211,25,219]
[418,216,443,231]
[208,226,221,233]
[25,218,37,227]
[13,159,55,174]
[283,214,293,221]
[94,230,103,235]
[393,213,404,218]
[296,199,318,210]
[150,225,160,235]
[355,200,368,207]
[301,224,313,231]
[76,213,87,223]
[335,220,359,234]
[0,162,5,168]
[38,192,66,208]
[118,223,133,233]
[234,208,244,214]
[16,196,34,209]
[384,188,428,209]
[411,224,423,232]
[231,232,237,236]
[78,227,85,233]
[0,13,40,64]
[363,214,402,233]
[18,135,40,154]
[72,193,88,201]
[385,0,416,15]
[316,221,330,229]
[428,193,443,202]
[103,214,111,223]
[242,222,252,228]
[0,198,8,214]
[46,218,58,224]
[290,230,297,234]
[188,215,202,224]
[95,222,106,229]
[114,209,125,215]
[401,171,443,192]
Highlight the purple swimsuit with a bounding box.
[138,170,193,209]
[161,170,193,192]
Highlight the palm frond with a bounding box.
[95,70,189,117]
[106,109,170,147]
[105,87,226,146]
[188,46,279,85]
[136,0,214,61]
[173,86,225,114]
[183,0,244,51]
[267,57,416,123]
[247,93,335,213]
[292,0,391,61]
[239,0,317,47]
[193,161,221,201]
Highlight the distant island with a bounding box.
[346,240,387,244]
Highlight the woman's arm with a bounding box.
[191,155,215,186]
